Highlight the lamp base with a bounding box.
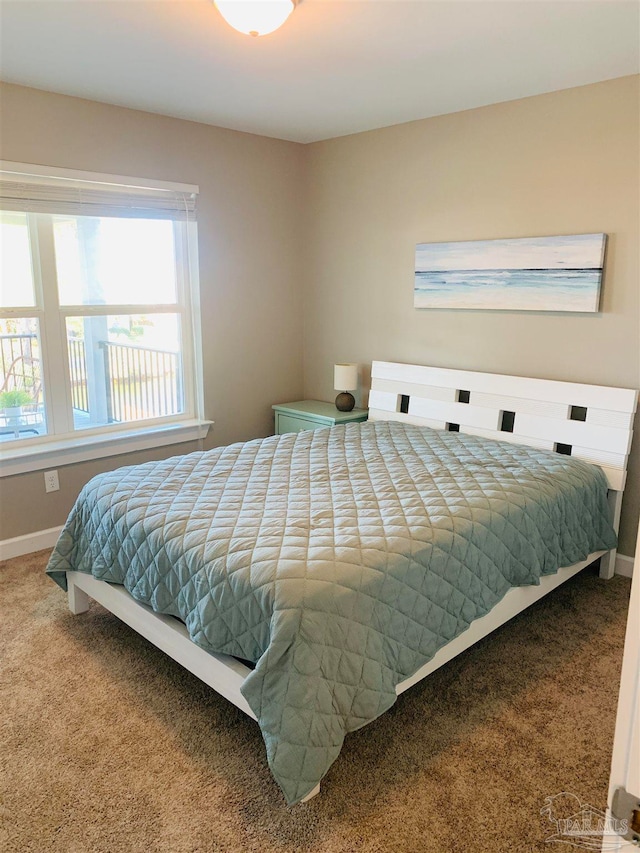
[335,392,355,412]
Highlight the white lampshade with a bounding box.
[334,363,358,392]
[214,0,297,37]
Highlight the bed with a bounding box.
[46,361,638,805]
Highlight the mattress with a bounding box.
[46,421,616,803]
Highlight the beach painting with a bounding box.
[414,234,606,312]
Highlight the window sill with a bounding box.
[0,419,213,477]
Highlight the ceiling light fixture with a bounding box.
[214,0,300,38]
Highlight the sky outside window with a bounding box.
[54,216,178,307]
[0,211,35,308]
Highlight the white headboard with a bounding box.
[369,361,638,492]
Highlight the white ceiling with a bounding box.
[1,0,638,143]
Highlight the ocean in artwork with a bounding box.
[414,234,606,312]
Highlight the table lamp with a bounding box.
[334,363,358,412]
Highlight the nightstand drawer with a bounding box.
[273,400,368,435]
[276,413,328,434]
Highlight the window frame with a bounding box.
[0,164,209,476]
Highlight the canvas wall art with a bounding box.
[414,234,606,312]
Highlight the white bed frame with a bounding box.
[65,361,638,803]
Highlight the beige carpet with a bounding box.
[0,551,630,853]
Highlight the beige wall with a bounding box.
[0,82,305,539]
[304,76,640,556]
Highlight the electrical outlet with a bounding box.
[44,470,59,493]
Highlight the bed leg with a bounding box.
[599,550,616,580]
[301,784,320,803]
[68,577,90,614]
[601,490,623,580]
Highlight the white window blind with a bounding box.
[0,162,197,220]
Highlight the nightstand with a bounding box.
[272,400,368,435]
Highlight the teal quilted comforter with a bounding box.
[46,422,616,803]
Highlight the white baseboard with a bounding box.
[0,525,635,577]
[0,525,63,562]
[615,553,634,578]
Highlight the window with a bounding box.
[0,162,206,469]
